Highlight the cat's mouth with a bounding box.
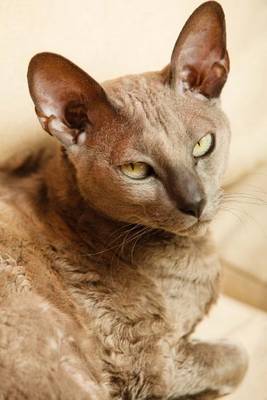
[178,219,211,237]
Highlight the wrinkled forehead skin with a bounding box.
[102,70,230,182]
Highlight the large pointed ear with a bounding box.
[170,1,229,99]
[27,52,113,147]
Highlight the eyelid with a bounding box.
[115,155,156,170]
[196,131,214,143]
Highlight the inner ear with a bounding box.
[65,101,90,131]
[169,1,229,99]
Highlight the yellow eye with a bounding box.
[120,162,152,180]
[193,133,214,158]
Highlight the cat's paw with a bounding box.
[215,341,248,395]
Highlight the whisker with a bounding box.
[219,202,267,240]
[129,227,153,264]
[218,206,245,226]
[85,224,143,257]
[118,226,149,259]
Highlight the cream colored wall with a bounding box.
[0,0,266,181]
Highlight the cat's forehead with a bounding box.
[104,72,221,143]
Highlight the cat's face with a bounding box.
[69,75,230,236]
[28,1,230,236]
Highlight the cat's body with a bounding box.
[0,2,248,399]
[0,143,228,400]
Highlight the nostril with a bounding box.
[180,207,198,218]
[179,198,206,219]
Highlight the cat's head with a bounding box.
[28,1,230,237]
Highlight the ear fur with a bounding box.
[170,1,229,99]
[27,52,111,146]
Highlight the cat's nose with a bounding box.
[179,197,206,219]
[167,166,207,219]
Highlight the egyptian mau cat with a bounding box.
[0,1,248,399]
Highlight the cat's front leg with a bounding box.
[169,339,248,399]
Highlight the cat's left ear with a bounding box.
[28,52,114,147]
[169,1,229,99]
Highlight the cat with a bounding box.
[0,1,248,399]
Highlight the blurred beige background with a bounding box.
[1,2,267,398]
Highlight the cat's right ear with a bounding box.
[27,52,113,147]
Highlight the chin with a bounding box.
[176,220,211,238]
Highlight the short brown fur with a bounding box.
[0,2,247,399]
